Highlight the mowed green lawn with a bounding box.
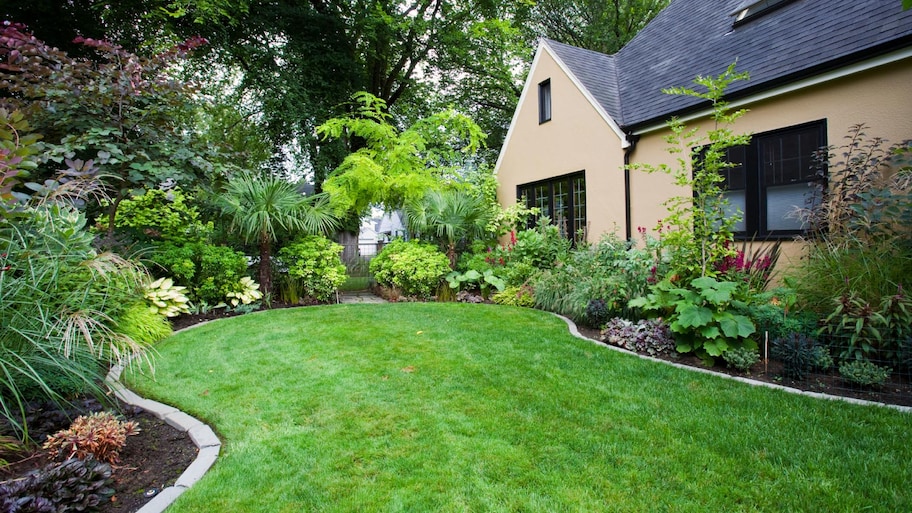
[127,303,911,512]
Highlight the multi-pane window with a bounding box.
[517,171,586,241]
[538,79,552,124]
[718,120,825,237]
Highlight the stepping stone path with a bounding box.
[338,291,387,304]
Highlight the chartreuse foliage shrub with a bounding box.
[369,239,450,298]
[277,235,347,303]
[149,242,249,305]
[96,187,212,243]
[491,286,535,307]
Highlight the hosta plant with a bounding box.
[226,277,263,307]
[43,412,140,464]
[629,276,757,364]
[144,277,191,317]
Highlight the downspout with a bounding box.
[623,132,640,241]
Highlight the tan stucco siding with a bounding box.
[495,49,627,240]
[627,60,912,268]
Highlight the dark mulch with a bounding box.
[575,325,912,408]
[1,401,198,513]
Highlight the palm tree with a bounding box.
[405,189,492,268]
[219,173,339,295]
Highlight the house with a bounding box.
[495,0,912,266]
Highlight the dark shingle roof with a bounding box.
[546,0,912,131]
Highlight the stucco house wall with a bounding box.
[496,49,627,240]
[495,0,912,274]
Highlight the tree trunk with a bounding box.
[259,237,272,297]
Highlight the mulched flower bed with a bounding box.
[575,325,912,408]
[0,399,198,513]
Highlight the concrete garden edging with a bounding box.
[552,312,912,414]
[105,363,221,513]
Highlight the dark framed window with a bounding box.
[717,120,826,238]
[517,171,586,241]
[538,79,552,124]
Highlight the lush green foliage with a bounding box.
[532,234,658,324]
[277,236,347,303]
[630,63,750,281]
[319,93,486,220]
[406,188,493,268]
[0,456,114,512]
[0,204,150,438]
[128,304,912,512]
[600,318,676,357]
[143,277,192,318]
[149,242,248,305]
[819,288,912,363]
[115,302,174,346]
[218,172,338,295]
[43,412,140,464]
[369,239,450,298]
[490,285,535,307]
[96,187,212,244]
[630,276,757,364]
[839,360,891,388]
[722,346,760,372]
[788,126,912,312]
[445,269,505,296]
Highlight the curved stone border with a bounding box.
[552,313,912,414]
[105,364,221,513]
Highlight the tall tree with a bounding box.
[525,0,670,55]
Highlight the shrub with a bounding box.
[600,318,676,357]
[839,360,891,388]
[630,276,757,365]
[370,240,450,298]
[43,412,140,464]
[787,126,912,313]
[149,242,249,304]
[96,187,212,244]
[491,286,535,308]
[722,347,760,372]
[0,456,114,513]
[585,299,610,329]
[533,234,657,323]
[277,235,347,303]
[770,333,819,380]
[115,302,173,345]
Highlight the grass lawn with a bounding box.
[127,303,911,512]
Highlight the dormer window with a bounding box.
[538,79,552,124]
[732,0,797,26]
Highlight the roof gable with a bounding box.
[551,0,912,130]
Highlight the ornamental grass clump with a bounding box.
[43,412,140,464]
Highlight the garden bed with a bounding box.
[575,325,912,407]
[0,400,197,512]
